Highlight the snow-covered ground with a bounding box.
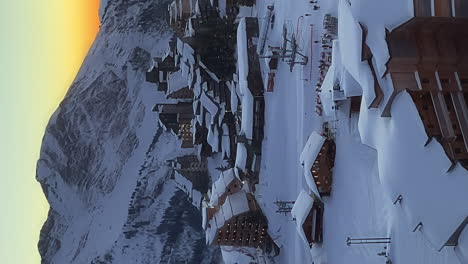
[251,0,468,263]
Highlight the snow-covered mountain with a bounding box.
[36,0,222,263]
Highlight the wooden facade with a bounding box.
[214,211,278,253]
[211,193,279,254]
[311,139,335,196]
[302,201,324,245]
[383,2,468,168]
[169,155,209,193]
[245,18,265,152]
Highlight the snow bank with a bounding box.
[358,90,468,252]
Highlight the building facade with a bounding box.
[153,102,194,148]
[382,0,468,168]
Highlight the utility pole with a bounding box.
[346,237,391,246]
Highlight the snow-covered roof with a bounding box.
[227,191,250,216]
[338,0,362,82]
[300,131,326,197]
[202,206,208,230]
[200,91,219,117]
[320,64,337,118]
[206,218,217,244]
[237,6,255,18]
[167,71,188,94]
[174,171,194,194]
[192,190,202,208]
[222,168,236,186]
[221,124,231,158]
[237,18,249,96]
[240,89,254,139]
[291,190,315,247]
[209,168,241,206]
[204,111,212,127]
[183,43,195,65]
[177,38,184,55]
[235,142,248,172]
[227,81,239,112]
[338,0,376,107]
[215,208,226,228]
[207,124,220,152]
[169,1,177,24]
[200,60,220,83]
[186,18,195,37]
[206,191,252,244]
[218,0,227,17]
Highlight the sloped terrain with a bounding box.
[36,0,221,263]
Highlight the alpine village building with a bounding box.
[145,0,279,256]
[382,0,468,169]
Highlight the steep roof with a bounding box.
[300,131,326,198]
[209,168,240,206]
[291,190,315,247]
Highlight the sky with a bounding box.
[0,0,100,263]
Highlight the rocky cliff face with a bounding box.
[36,0,221,263]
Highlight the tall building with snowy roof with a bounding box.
[202,168,279,255]
[381,0,468,169]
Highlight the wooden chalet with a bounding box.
[382,0,468,168]
[291,191,324,247]
[300,131,335,197]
